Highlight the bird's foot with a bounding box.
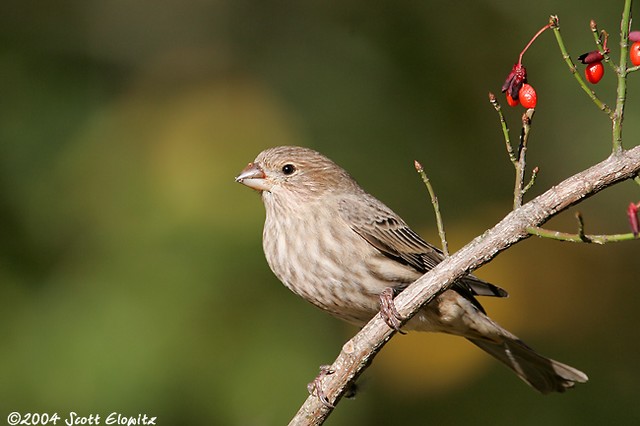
[379,287,406,334]
[307,364,335,408]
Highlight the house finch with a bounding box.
[236,145,588,393]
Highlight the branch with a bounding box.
[289,145,640,426]
[612,0,633,152]
[528,225,638,243]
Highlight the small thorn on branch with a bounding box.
[523,166,539,194]
[575,212,591,242]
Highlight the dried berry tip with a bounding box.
[578,50,605,65]
[627,202,639,237]
[502,63,527,100]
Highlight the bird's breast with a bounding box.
[261,201,418,325]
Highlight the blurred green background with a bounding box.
[1,0,639,424]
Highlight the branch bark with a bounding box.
[289,146,640,426]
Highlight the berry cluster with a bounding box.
[498,18,639,241]
[501,23,640,109]
[502,64,537,108]
[500,23,553,109]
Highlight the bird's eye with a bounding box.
[282,164,296,175]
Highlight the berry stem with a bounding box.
[518,23,553,65]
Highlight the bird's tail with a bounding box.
[467,337,588,394]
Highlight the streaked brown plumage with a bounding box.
[236,145,588,393]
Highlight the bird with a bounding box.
[235,145,588,394]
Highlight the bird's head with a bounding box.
[235,146,357,199]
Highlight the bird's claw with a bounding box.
[379,287,406,334]
[307,364,335,408]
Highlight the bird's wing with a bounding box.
[338,195,507,300]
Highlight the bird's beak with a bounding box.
[235,162,271,191]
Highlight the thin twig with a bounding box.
[550,15,614,116]
[489,92,517,164]
[514,109,535,209]
[589,20,616,71]
[415,160,449,256]
[527,226,638,244]
[488,94,538,203]
[523,166,539,195]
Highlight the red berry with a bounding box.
[585,61,604,84]
[630,42,640,66]
[518,84,537,108]
[506,93,519,107]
